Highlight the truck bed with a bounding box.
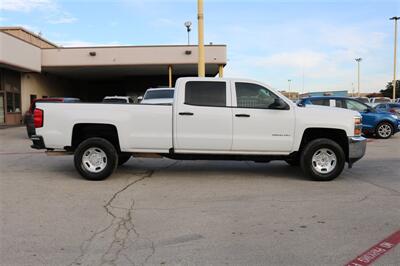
[35,102,173,152]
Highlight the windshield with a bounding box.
[356,98,369,103]
[374,98,391,103]
[346,100,370,112]
[144,90,174,100]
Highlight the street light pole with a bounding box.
[184,21,192,45]
[288,79,292,99]
[197,0,205,77]
[390,17,399,100]
[355,58,362,97]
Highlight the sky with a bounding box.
[0,0,399,93]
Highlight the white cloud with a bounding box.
[57,40,123,47]
[1,0,77,24]
[47,12,77,24]
[255,51,327,69]
[0,0,55,12]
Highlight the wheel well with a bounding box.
[299,128,348,159]
[71,123,120,151]
[376,120,395,129]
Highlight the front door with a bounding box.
[231,81,295,153]
[174,80,233,152]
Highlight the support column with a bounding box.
[218,65,224,78]
[197,0,205,77]
[168,65,172,88]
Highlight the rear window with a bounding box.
[185,81,226,107]
[144,90,174,100]
[309,99,330,106]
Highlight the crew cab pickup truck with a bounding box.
[31,77,367,181]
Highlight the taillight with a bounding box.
[33,108,43,128]
[354,116,362,136]
[389,108,396,114]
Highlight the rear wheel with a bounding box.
[300,138,345,181]
[74,137,118,180]
[375,122,393,139]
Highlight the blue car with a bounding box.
[298,96,400,139]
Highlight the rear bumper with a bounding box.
[348,136,367,167]
[31,135,46,149]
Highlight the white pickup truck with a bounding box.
[31,77,366,181]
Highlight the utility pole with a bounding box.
[197,0,205,77]
[355,58,362,97]
[390,17,399,100]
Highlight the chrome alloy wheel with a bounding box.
[378,124,392,138]
[81,147,107,173]
[311,148,337,174]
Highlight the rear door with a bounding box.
[174,80,233,152]
[231,81,295,152]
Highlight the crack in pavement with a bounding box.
[69,160,180,266]
[69,170,154,266]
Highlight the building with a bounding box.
[0,27,227,125]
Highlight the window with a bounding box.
[14,93,21,112]
[144,90,174,100]
[185,81,226,107]
[235,82,281,109]
[335,99,345,108]
[309,99,330,106]
[346,100,369,112]
[6,92,13,112]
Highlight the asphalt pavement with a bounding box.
[0,127,399,266]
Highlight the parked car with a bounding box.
[298,96,400,139]
[374,103,400,119]
[354,97,370,104]
[368,97,392,107]
[24,97,80,137]
[103,96,134,104]
[140,88,174,104]
[31,77,367,182]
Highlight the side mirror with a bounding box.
[137,96,143,102]
[271,98,289,110]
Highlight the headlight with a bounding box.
[354,116,362,136]
[391,115,398,120]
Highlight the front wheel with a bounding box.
[300,138,345,181]
[375,122,393,139]
[74,137,118,181]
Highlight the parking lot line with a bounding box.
[345,230,400,266]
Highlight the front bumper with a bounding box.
[31,135,46,149]
[348,136,367,167]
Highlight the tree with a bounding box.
[380,80,400,98]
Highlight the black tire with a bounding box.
[300,138,345,181]
[118,153,132,166]
[375,122,393,139]
[74,137,118,181]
